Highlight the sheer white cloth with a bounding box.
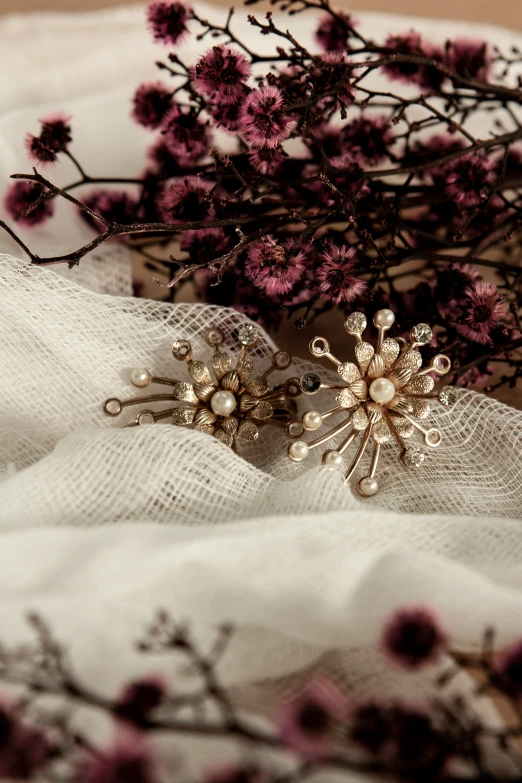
[1,3,522,777]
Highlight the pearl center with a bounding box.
[369,377,396,404]
[210,390,237,417]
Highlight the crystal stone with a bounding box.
[300,372,322,394]
[345,312,367,334]
[402,447,426,469]
[438,385,460,406]
[410,323,432,345]
[237,324,258,346]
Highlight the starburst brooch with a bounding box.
[287,309,460,496]
[103,324,295,449]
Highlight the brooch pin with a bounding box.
[286,309,460,497]
[103,324,296,449]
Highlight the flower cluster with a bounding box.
[1,0,521,395]
[1,609,522,782]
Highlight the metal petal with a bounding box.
[366,402,383,423]
[195,408,217,426]
[392,416,414,438]
[214,429,234,448]
[240,394,258,412]
[388,395,414,415]
[188,360,213,384]
[411,398,431,419]
[222,415,238,434]
[172,382,198,404]
[349,379,368,400]
[373,419,392,443]
[367,355,385,380]
[236,355,254,383]
[246,377,270,397]
[194,423,215,436]
[212,351,231,381]
[379,338,400,369]
[396,350,422,372]
[386,367,413,389]
[193,382,217,402]
[220,370,241,393]
[352,406,369,430]
[338,362,361,384]
[404,375,435,394]
[355,342,374,373]
[237,420,259,443]
[251,401,273,420]
[172,406,197,425]
[337,387,358,408]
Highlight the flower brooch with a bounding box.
[286,309,460,496]
[103,324,296,449]
[103,310,460,497]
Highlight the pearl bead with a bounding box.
[369,377,396,404]
[288,440,309,462]
[131,368,151,387]
[302,410,322,431]
[358,476,379,496]
[210,390,237,417]
[373,309,395,329]
[323,450,343,468]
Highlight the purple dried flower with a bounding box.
[458,281,507,344]
[25,112,72,166]
[495,638,522,698]
[316,242,366,304]
[342,115,394,165]
[245,236,306,296]
[79,730,156,783]
[447,38,491,80]
[132,83,173,129]
[349,698,390,755]
[239,86,296,149]
[315,12,356,53]
[4,180,54,227]
[380,606,448,670]
[278,679,347,760]
[383,704,450,775]
[433,263,480,304]
[147,139,183,178]
[161,104,212,166]
[206,101,243,134]
[0,700,55,780]
[248,146,285,175]
[115,675,166,725]
[382,32,444,92]
[444,153,495,208]
[80,189,139,230]
[193,45,250,104]
[158,176,214,222]
[180,227,230,264]
[147,0,190,46]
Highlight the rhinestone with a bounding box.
[287,420,304,438]
[274,350,291,369]
[236,324,258,347]
[438,386,460,406]
[410,323,432,345]
[300,372,321,394]
[345,312,367,335]
[402,447,426,469]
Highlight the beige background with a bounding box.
[0,0,521,30]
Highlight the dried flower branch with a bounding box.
[2,0,522,391]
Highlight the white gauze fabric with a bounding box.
[1,3,522,776]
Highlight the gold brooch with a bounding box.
[287,309,460,496]
[103,325,296,449]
